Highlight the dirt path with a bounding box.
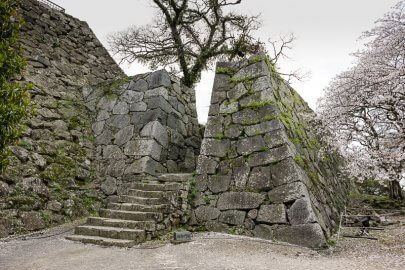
[1,217,404,270]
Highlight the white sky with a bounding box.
[53,0,399,124]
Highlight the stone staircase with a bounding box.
[66,174,191,247]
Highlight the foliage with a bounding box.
[109,0,261,87]
[0,0,31,171]
[317,1,405,199]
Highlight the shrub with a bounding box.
[0,0,31,171]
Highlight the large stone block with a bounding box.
[200,139,230,158]
[244,120,283,137]
[21,212,44,231]
[236,136,266,155]
[114,125,134,146]
[219,210,246,225]
[195,206,220,221]
[208,175,231,193]
[252,224,273,240]
[124,139,162,160]
[256,204,287,224]
[147,69,171,88]
[140,121,169,147]
[124,157,166,175]
[232,109,259,125]
[247,166,272,191]
[247,145,293,167]
[196,156,218,175]
[270,158,305,187]
[287,198,317,225]
[267,182,308,203]
[217,192,265,210]
[273,223,326,248]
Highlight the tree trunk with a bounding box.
[388,180,403,200]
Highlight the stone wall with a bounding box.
[0,0,124,237]
[0,0,201,238]
[192,54,351,248]
[84,70,202,196]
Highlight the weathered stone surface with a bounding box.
[101,177,117,195]
[114,125,134,146]
[97,110,110,121]
[106,115,130,129]
[274,223,326,248]
[147,69,171,88]
[227,83,248,101]
[195,174,208,191]
[219,101,238,114]
[128,78,148,92]
[233,61,269,80]
[124,139,162,160]
[140,121,168,147]
[10,146,29,162]
[103,145,125,159]
[252,224,273,240]
[205,221,229,232]
[92,121,105,135]
[97,96,117,111]
[244,120,283,136]
[219,210,246,225]
[145,87,169,100]
[196,156,218,175]
[208,175,231,193]
[263,129,289,149]
[248,209,258,219]
[121,90,143,103]
[124,157,166,175]
[232,109,259,125]
[270,158,304,187]
[31,153,47,169]
[0,181,9,196]
[106,160,126,177]
[233,163,250,189]
[195,206,220,221]
[287,198,317,225]
[247,145,293,167]
[267,182,308,203]
[129,101,147,112]
[22,177,48,197]
[200,139,230,158]
[217,192,265,210]
[236,135,266,155]
[46,200,62,212]
[21,212,44,231]
[224,125,242,138]
[247,166,272,191]
[257,204,287,224]
[112,101,129,115]
[167,114,186,135]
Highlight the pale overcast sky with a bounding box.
[53,0,398,123]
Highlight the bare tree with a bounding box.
[267,34,309,84]
[109,0,260,87]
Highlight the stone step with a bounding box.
[127,189,169,198]
[87,217,156,231]
[119,195,165,205]
[156,173,192,182]
[131,181,183,191]
[74,225,145,241]
[107,202,171,213]
[99,209,163,222]
[66,235,136,248]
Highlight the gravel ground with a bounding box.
[1,216,404,270]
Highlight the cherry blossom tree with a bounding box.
[317,1,405,199]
